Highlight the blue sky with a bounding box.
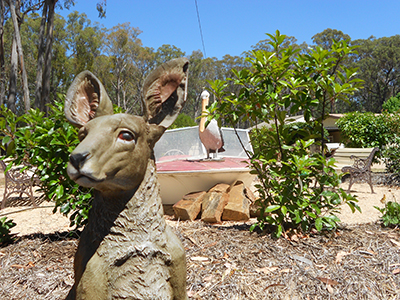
[59,1,400,59]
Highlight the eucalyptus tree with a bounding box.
[185,50,208,119]
[185,51,231,121]
[351,35,400,112]
[34,0,57,111]
[183,51,248,124]
[312,28,351,50]
[32,0,100,111]
[65,11,101,74]
[8,0,31,112]
[102,22,143,109]
[126,45,156,114]
[154,44,185,66]
[3,0,67,113]
[43,13,71,97]
[0,0,6,105]
[19,13,42,95]
[5,0,44,113]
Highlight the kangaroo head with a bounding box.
[65,58,189,193]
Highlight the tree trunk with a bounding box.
[8,35,17,113]
[115,78,121,107]
[0,0,5,106]
[122,88,126,111]
[41,0,56,113]
[117,81,120,107]
[9,0,30,112]
[34,0,48,109]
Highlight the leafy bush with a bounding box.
[0,217,16,243]
[383,135,400,182]
[336,112,400,150]
[0,98,92,228]
[209,31,361,237]
[375,200,400,227]
[250,121,329,158]
[382,93,400,113]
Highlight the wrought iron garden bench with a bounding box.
[341,147,379,194]
[0,159,40,209]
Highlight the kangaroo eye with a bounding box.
[118,131,135,141]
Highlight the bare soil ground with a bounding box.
[1,179,400,299]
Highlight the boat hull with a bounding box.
[156,157,255,204]
[157,168,255,205]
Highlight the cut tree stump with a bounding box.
[173,182,257,223]
[201,184,230,223]
[222,181,250,221]
[173,191,206,221]
[208,183,230,193]
[243,185,259,218]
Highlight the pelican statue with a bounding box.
[199,90,225,159]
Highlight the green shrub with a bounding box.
[0,98,92,228]
[375,200,400,227]
[0,217,16,243]
[382,93,400,113]
[209,31,361,237]
[336,112,400,150]
[383,135,400,182]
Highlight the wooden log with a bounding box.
[208,183,230,193]
[222,181,250,221]
[201,190,229,223]
[173,191,206,221]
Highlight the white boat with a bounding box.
[154,126,255,204]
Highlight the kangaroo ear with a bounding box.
[65,71,114,127]
[142,58,189,128]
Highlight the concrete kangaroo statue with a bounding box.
[64,58,189,300]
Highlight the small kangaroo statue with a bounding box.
[64,58,189,300]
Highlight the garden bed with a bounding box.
[1,182,400,299]
[0,221,400,299]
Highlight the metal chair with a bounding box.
[341,147,379,193]
[0,159,40,209]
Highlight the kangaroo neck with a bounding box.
[87,159,166,245]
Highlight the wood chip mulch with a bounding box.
[1,221,400,299]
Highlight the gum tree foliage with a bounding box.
[209,31,361,237]
[1,0,400,119]
[154,44,185,65]
[65,11,102,74]
[185,51,248,124]
[350,35,400,112]
[311,28,351,50]
[1,0,100,113]
[102,22,142,109]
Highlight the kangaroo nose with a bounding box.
[69,152,90,170]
